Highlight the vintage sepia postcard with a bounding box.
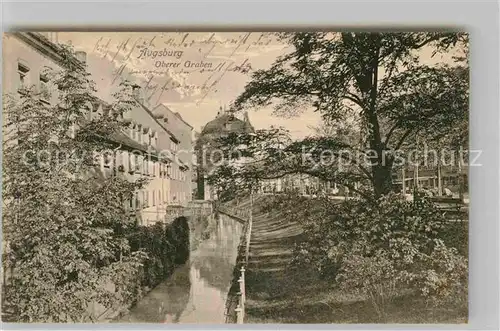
[2,31,468,324]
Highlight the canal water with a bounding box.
[118,214,243,324]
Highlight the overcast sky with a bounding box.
[57,32,322,138]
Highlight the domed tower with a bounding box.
[195,106,254,200]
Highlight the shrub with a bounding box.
[336,240,467,320]
[2,46,148,322]
[411,240,468,303]
[336,249,400,320]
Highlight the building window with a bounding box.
[127,152,134,173]
[137,125,142,143]
[130,123,136,140]
[120,151,127,172]
[132,85,141,100]
[152,132,158,147]
[135,155,141,172]
[18,62,30,90]
[135,192,140,210]
[142,127,148,144]
[127,192,135,210]
[103,105,111,118]
[170,141,178,152]
[152,191,156,206]
[39,72,50,102]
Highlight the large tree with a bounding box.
[2,46,146,322]
[230,32,468,198]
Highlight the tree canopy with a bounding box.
[2,45,147,322]
[211,32,469,198]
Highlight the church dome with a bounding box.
[195,109,254,200]
[201,112,254,136]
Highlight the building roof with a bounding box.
[136,100,180,143]
[201,112,254,136]
[13,32,84,69]
[152,104,193,142]
[174,112,193,130]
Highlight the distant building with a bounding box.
[195,108,347,200]
[260,175,344,196]
[152,104,194,207]
[195,107,254,200]
[392,164,468,197]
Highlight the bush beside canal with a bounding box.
[90,216,193,321]
[104,213,217,321]
[127,217,190,292]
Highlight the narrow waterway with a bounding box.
[119,214,243,324]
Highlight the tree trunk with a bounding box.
[372,162,394,198]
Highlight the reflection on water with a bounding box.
[119,215,243,324]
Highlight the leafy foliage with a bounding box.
[271,193,468,318]
[2,45,148,322]
[127,218,190,291]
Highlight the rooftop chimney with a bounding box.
[132,84,142,102]
[75,51,87,64]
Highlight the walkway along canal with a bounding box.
[118,214,243,323]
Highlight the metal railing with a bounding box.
[222,194,254,324]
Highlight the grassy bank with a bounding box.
[243,196,468,324]
[245,264,467,324]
